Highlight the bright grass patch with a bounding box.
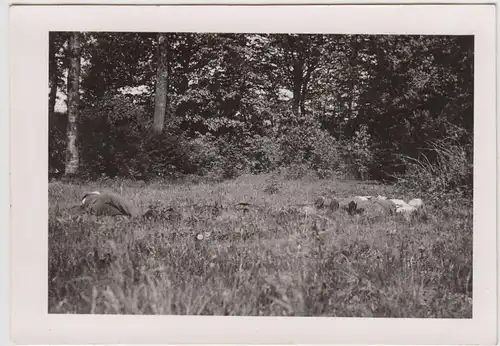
[48,174,472,317]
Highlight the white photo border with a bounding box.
[9,3,497,345]
[1,0,10,345]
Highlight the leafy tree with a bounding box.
[259,34,330,120]
[48,31,473,188]
[80,32,156,109]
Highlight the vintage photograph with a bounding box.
[48,31,474,318]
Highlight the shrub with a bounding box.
[244,134,282,174]
[78,92,146,179]
[279,162,314,180]
[277,122,318,166]
[340,124,375,180]
[277,121,342,179]
[215,136,252,179]
[140,132,198,180]
[50,100,375,183]
[309,129,342,179]
[49,112,67,178]
[186,132,221,177]
[396,133,473,202]
[185,132,250,180]
[74,92,200,180]
[186,130,283,180]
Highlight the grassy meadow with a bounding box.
[48,174,472,317]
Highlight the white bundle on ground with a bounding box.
[314,194,424,218]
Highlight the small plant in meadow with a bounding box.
[264,175,281,195]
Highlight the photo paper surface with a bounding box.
[9,4,497,345]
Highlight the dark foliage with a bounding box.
[50,93,199,180]
[49,32,474,195]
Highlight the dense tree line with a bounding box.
[49,32,473,196]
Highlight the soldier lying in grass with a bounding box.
[79,191,139,217]
[314,195,424,218]
[75,190,424,221]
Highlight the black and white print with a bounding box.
[48,31,474,317]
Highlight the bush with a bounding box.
[50,100,377,183]
[186,132,247,180]
[245,134,282,174]
[49,112,67,177]
[77,93,145,179]
[396,134,473,202]
[186,130,283,180]
[186,133,221,177]
[277,122,318,166]
[340,124,375,180]
[140,133,199,180]
[75,93,201,180]
[309,129,342,179]
[277,121,343,179]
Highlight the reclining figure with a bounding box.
[80,191,139,217]
[314,195,424,217]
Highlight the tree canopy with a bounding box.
[49,32,473,197]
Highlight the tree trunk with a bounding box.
[291,63,304,118]
[64,32,81,176]
[48,33,58,119]
[153,33,169,134]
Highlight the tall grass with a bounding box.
[396,134,472,205]
[48,175,472,317]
